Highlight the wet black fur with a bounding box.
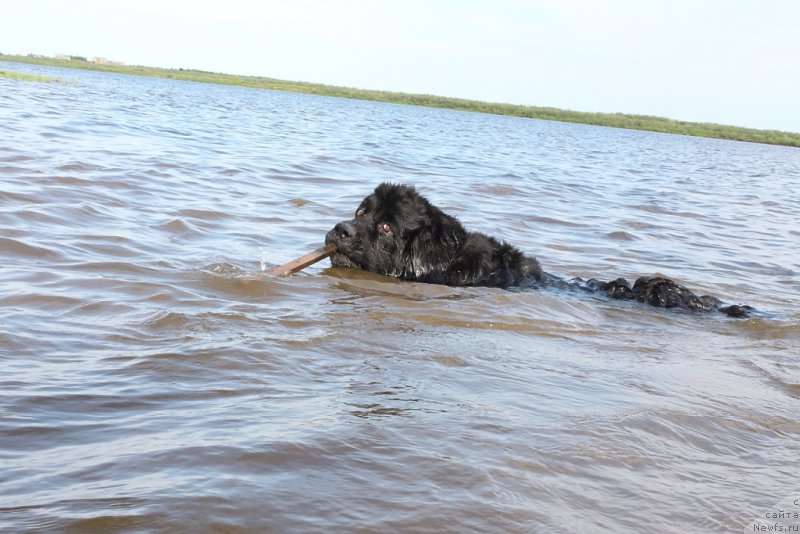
[325,183,751,318]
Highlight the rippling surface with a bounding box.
[2,62,799,532]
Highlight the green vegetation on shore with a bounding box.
[0,69,58,82]
[2,53,798,147]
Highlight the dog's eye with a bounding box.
[379,222,393,234]
[355,208,366,218]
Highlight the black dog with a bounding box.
[325,183,751,318]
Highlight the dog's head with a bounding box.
[325,183,465,280]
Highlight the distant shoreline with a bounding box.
[3,53,798,148]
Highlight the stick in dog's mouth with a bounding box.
[263,243,336,277]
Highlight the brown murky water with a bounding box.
[1,62,799,533]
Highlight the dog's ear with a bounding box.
[407,211,463,277]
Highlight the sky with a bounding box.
[2,0,798,132]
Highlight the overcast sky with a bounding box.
[3,0,798,132]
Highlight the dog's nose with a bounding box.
[333,221,356,239]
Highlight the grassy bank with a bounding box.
[0,69,58,82]
[3,53,798,147]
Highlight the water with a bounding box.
[1,61,799,533]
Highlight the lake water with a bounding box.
[1,61,799,533]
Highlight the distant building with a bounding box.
[90,56,124,66]
[54,54,70,60]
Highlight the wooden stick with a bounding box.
[262,243,336,277]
